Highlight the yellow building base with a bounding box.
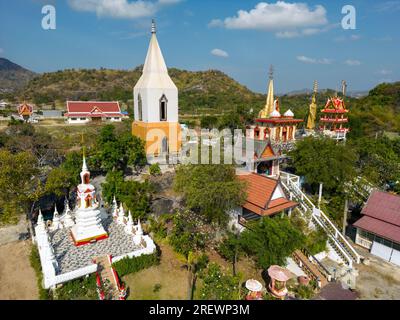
[132,121,182,156]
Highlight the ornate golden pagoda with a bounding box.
[258,65,275,119]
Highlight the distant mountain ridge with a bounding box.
[0,58,37,93]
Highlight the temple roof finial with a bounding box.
[269,65,274,80]
[151,19,156,34]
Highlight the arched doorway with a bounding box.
[161,136,169,154]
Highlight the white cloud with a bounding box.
[345,59,361,66]
[297,55,332,65]
[378,69,393,75]
[334,34,361,42]
[209,2,328,38]
[68,0,182,19]
[211,48,229,58]
[375,1,400,12]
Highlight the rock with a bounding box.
[151,198,174,216]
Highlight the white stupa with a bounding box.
[117,203,125,225]
[70,154,108,246]
[50,205,61,231]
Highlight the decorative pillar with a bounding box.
[117,203,125,224]
[125,211,134,235]
[51,205,61,231]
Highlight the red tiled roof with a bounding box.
[361,190,400,227]
[66,101,122,114]
[238,173,298,217]
[353,215,400,244]
[65,113,123,118]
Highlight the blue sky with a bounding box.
[0,0,399,93]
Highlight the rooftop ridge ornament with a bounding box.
[269,65,274,80]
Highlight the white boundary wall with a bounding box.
[35,226,157,289]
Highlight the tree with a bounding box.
[200,116,218,129]
[93,125,146,173]
[101,171,153,219]
[0,150,40,224]
[289,137,357,193]
[128,136,147,173]
[45,167,75,197]
[174,164,247,224]
[198,263,241,300]
[240,216,306,269]
[169,211,207,257]
[218,231,242,276]
[185,252,209,300]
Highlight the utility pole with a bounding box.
[342,199,349,236]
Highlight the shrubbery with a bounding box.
[149,163,162,176]
[112,251,160,277]
[54,274,98,300]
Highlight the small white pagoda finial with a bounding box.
[137,218,143,236]
[37,209,44,224]
[125,211,134,235]
[117,203,125,224]
[151,19,156,34]
[51,205,61,231]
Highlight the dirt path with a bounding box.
[0,240,39,300]
[356,249,400,299]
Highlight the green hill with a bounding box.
[1,60,399,136]
[11,67,264,115]
[0,58,37,93]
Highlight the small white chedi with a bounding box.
[70,155,108,245]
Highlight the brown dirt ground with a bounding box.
[0,240,38,300]
[356,253,400,300]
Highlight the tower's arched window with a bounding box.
[138,94,143,121]
[162,136,169,154]
[159,94,168,121]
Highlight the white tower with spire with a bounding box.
[132,19,181,156]
[70,154,108,245]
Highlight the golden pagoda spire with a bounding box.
[258,65,275,118]
[306,80,318,130]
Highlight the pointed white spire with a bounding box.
[82,155,88,172]
[125,211,134,235]
[117,203,125,224]
[37,209,44,225]
[51,205,61,231]
[136,218,143,236]
[142,19,169,75]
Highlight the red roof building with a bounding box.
[353,190,400,265]
[234,173,298,227]
[65,101,125,124]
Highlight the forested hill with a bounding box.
[0,58,36,93]
[11,67,265,114]
[350,82,400,137]
[1,59,399,136]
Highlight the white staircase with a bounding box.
[280,172,361,269]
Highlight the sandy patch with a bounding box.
[0,240,38,300]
